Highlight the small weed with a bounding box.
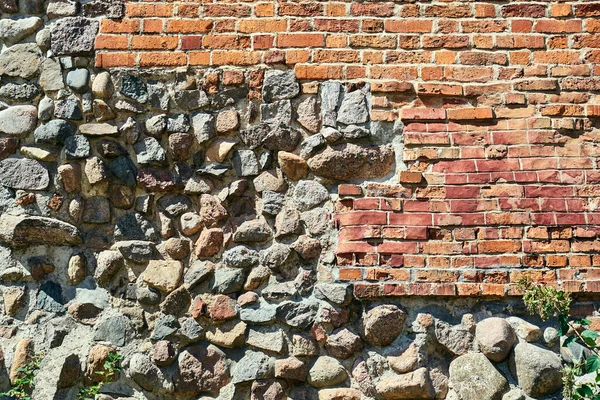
[0,352,43,400]
[77,352,122,400]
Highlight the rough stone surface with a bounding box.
[476,318,516,362]
[307,144,394,181]
[360,305,406,346]
[449,353,509,400]
[509,342,563,398]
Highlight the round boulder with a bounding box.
[475,317,516,362]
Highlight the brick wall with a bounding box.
[95,1,600,298]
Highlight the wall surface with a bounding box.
[0,0,599,399]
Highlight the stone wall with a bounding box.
[0,0,599,399]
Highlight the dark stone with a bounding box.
[158,194,192,217]
[0,0,18,14]
[54,99,82,120]
[57,354,80,389]
[64,135,91,159]
[276,301,319,329]
[108,156,138,186]
[82,197,111,224]
[51,17,99,56]
[94,316,129,347]
[137,167,181,192]
[37,281,64,313]
[114,212,158,241]
[97,140,127,158]
[34,120,75,145]
[82,0,124,18]
[0,138,18,161]
[0,83,40,103]
[151,314,180,340]
[108,183,134,209]
[120,76,148,104]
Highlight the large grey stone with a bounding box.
[509,342,562,397]
[192,112,215,144]
[307,144,395,181]
[0,215,82,248]
[263,70,299,102]
[64,135,91,159]
[223,246,259,268]
[121,75,148,104]
[0,44,42,79]
[51,17,99,56]
[94,316,129,347]
[449,353,509,400]
[39,59,65,92]
[34,119,75,145]
[0,157,49,190]
[134,137,166,165]
[114,212,158,241]
[0,106,37,136]
[337,89,369,125]
[0,17,43,46]
[320,81,342,127]
[83,0,124,18]
[293,180,329,211]
[66,69,89,93]
[232,351,273,384]
[0,82,40,103]
[276,301,319,329]
[129,353,162,391]
[360,305,406,346]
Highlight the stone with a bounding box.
[113,240,155,263]
[47,0,78,17]
[247,328,286,354]
[108,182,134,209]
[251,379,286,400]
[223,246,259,268]
[54,99,82,120]
[51,17,99,56]
[307,144,395,181]
[240,304,277,324]
[388,342,419,374]
[543,327,559,347]
[308,356,347,388]
[94,316,128,347]
[506,317,542,342]
[0,106,37,136]
[0,44,41,79]
[114,212,158,241]
[151,314,179,340]
[318,388,361,400]
[57,354,81,389]
[509,342,562,398]
[108,156,137,186]
[342,125,370,139]
[299,134,327,160]
[376,368,435,400]
[325,328,363,359]
[0,138,17,161]
[0,215,82,248]
[195,228,225,258]
[174,89,209,110]
[314,283,352,305]
[143,260,184,293]
[294,180,329,211]
[0,83,40,103]
[233,150,259,177]
[0,0,18,13]
[134,137,166,165]
[161,286,191,316]
[449,353,509,400]
[206,321,247,349]
[296,97,320,133]
[275,357,307,381]
[174,345,230,394]
[206,138,238,163]
[64,135,91,159]
[210,294,238,321]
[145,115,167,138]
[276,301,319,329]
[164,237,190,260]
[0,17,42,45]
[92,71,113,99]
[94,250,123,286]
[85,344,115,384]
[263,70,300,102]
[360,305,406,346]
[19,146,55,162]
[84,156,108,184]
[232,351,273,384]
[153,340,177,366]
[476,317,517,362]
[120,75,147,103]
[262,100,292,126]
[137,285,161,306]
[192,112,215,144]
[82,196,111,224]
[129,353,161,391]
[275,207,301,237]
[10,338,33,384]
[320,81,342,127]
[83,0,124,18]
[36,280,64,312]
[38,97,54,121]
[263,282,297,301]
[169,132,194,161]
[80,123,118,136]
[260,243,293,272]
[337,89,369,125]
[58,164,81,193]
[66,69,89,93]
[179,212,202,236]
[67,254,86,285]
[254,169,287,193]
[200,194,228,226]
[262,191,285,215]
[234,219,272,243]
[147,81,170,110]
[216,109,240,133]
[3,286,25,316]
[93,100,116,122]
[321,127,342,142]
[39,59,64,92]
[278,152,308,180]
[435,320,474,356]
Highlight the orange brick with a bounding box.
[139,52,187,67]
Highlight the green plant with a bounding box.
[77,352,123,400]
[0,352,43,400]
[518,278,600,400]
